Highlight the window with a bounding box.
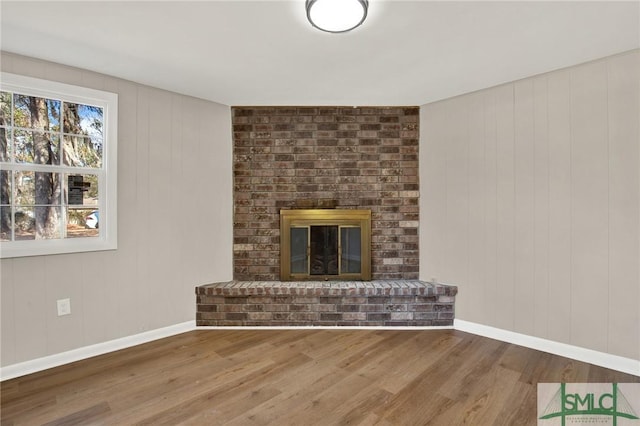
[0,73,117,258]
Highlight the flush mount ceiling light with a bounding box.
[306,0,369,33]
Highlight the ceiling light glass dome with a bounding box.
[306,0,369,33]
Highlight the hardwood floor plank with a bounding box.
[1,330,638,426]
[270,370,375,425]
[435,336,508,401]
[330,387,393,426]
[428,366,521,426]
[371,333,485,422]
[107,349,276,424]
[40,401,111,426]
[222,364,351,425]
[138,353,313,425]
[493,379,537,424]
[0,391,57,421]
[348,331,463,395]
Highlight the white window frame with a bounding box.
[0,72,117,258]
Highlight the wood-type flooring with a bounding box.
[2,329,639,425]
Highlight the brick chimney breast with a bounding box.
[232,106,420,281]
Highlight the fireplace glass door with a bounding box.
[290,225,362,276]
[281,209,371,281]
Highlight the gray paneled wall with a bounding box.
[420,49,639,360]
[0,52,233,367]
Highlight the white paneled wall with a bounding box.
[420,49,640,360]
[0,52,233,366]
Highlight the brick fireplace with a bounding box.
[232,106,420,281]
[195,106,458,327]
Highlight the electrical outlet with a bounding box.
[57,298,71,316]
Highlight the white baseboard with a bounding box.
[454,319,640,377]
[0,321,196,381]
[3,319,638,380]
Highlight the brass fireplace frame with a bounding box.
[280,209,372,281]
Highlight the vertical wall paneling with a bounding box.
[81,71,106,92]
[570,60,609,353]
[200,102,232,285]
[467,92,487,323]
[75,68,109,346]
[178,97,200,292]
[546,70,573,344]
[607,52,640,359]
[533,76,550,339]
[114,79,142,338]
[169,95,186,318]
[97,255,119,343]
[494,84,516,331]
[7,55,46,79]
[81,252,109,346]
[11,258,48,361]
[483,91,499,326]
[514,80,536,335]
[0,52,234,367]
[445,98,470,289]
[135,87,152,332]
[421,50,640,360]
[44,255,84,355]
[420,104,447,281]
[0,260,16,365]
[200,105,224,283]
[44,63,84,89]
[195,101,210,284]
[147,89,173,328]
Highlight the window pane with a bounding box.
[14,130,60,164]
[15,171,61,205]
[34,205,62,239]
[0,206,11,241]
[15,171,34,205]
[14,206,35,240]
[66,173,98,207]
[13,129,31,162]
[63,135,102,168]
[340,227,361,274]
[36,172,61,205]
[1,170,10,205]
[64,103,103,134]
[0,126,9,162]
[13,95,60,131]
[290,227,308,274]
[0,92,10,162]
[62,103,103,168]
[66,208,99,238]
[0,91,11,122]
[11,205,64,240]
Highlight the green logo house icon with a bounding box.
[539,383,639,426]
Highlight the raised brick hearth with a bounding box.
[196,280,457,327]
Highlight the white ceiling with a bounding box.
[1,1,639,106]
